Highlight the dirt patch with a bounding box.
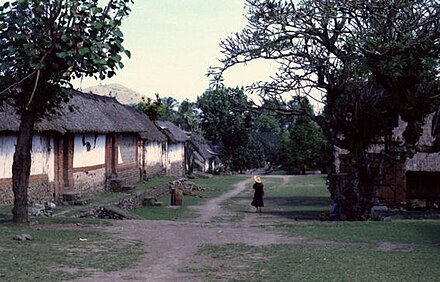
[71,177,304,281]
[69,175,419,281]
[375,242,415,252]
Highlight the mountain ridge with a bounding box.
[83,83,145,105]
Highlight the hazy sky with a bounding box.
[73,0,276,102]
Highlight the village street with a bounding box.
[74,175,301,282]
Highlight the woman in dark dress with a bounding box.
[251,176,264,213]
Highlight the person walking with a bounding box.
[251,175,264,213]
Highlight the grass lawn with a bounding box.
[0,222,142,281]
[196,242,440,281]
[132,175,247,220]
[190,174,440,281]
[0,176,180,280]
[223,175,332,220]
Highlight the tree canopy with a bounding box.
[0,0,133,223]
[197,86,265,171]
[213,0,440,219]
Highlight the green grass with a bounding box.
[221,175,331,220]
[0,223,142,281]
[193,243,440,282]
[187,174,440,281]
[265,175,331,215]
[282,220,440,245]
[0,204,12,221]
[190,175,248,198]
[132,175,247,220]
[132,193,202,220]
[31,216,113,226]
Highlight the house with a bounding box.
[330,111,440,211]
[379,113,440,208]
[139,131,167,178]
[188,133,219,173]
[0,90,166,204]
[154,119,190,176]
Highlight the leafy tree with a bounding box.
[254,114,283,165]
[175,99,200,133]
[0,0,133,223]
[233,132,265,172]
[213,0,440,219]
[160,96,178,121]
[280,115,327,174]
[134,94,163,120]
[197,86,262,171]
[276,97,327,173]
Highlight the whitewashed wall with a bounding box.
[405,113,440,171]
[205,159,211,172]
[0,134,54,180]
[168,143,184,164]
[118,135,136,164]
[73,134,106,168]
[145,141,164,166]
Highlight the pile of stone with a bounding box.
[169,178,206,193]
[28,202,56,217]
[80,206,134,220]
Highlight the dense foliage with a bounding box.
[196,86,264,171]
[134,94,163,120]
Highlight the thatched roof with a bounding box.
[190,133,218,160]
[0,89,166,142]
[155,119,190,143]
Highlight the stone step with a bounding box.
[73,198,90,206]
[142,196,156,206]
[121,185,135,191]
[62,191,81,202]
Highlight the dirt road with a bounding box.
[75,175,298,282]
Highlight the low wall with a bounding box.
[0,175,53,205]
[145,163,165,177]
[116,164,140,185]
[73,167,106,197]
[111,185,170,211]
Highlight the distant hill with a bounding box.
[83,84,144,105]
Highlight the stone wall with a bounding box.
[145,163,165,177]
[0,183,13,204]
[0,175,53,205]
[170,161,185,176]
[111,184,170,211]
[28,182,54,204]
[72,167,107,197]
[116,165,140,185]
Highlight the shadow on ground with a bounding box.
[236,196,331,221]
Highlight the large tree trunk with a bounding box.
[343,171,376,220]
[12,109,36,223]
[329,150,379,220]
